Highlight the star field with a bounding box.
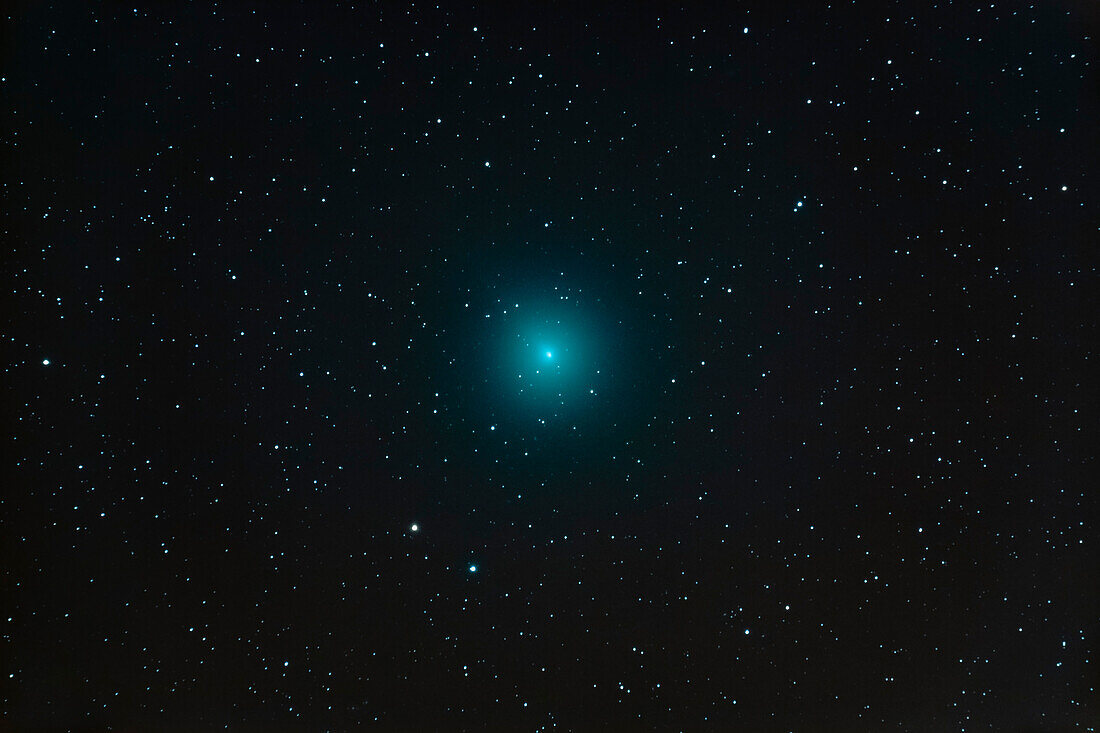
[2,2,1097,731]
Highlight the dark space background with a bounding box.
[2,2,1096,731]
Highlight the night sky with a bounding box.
[3,2,1097,731]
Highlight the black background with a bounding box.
[3,2,1097,730]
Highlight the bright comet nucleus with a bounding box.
[480,275,633,430]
